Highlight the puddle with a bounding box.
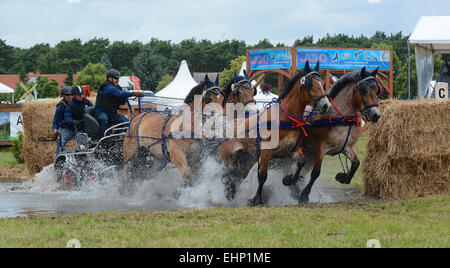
[0,157,361,218]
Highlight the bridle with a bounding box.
[300,71,328,108]
[354,76,380,118]
[231,79,256,107]
[202,85,223,104]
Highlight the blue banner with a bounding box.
[249,49,292,70]
[297,48,391,71]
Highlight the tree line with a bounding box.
[0,31,445,98]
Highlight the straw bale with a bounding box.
[363,99,450,198]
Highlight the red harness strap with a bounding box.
[279,99,308,137]
[329,97,360,127]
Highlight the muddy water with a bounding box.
[0,158,361,218]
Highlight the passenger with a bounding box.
[64,85,93,133]
[94,69,143,137]
[52,86,73,154]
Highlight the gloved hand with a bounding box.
[53,129,59,138]
[132,91,144,97]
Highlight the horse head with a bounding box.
[353,67,382,123]
[223,70,257,113]
[300,60,330,114]
[202,74,224,106]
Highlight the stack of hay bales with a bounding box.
[363,99,450,199]
[22,97,96,175]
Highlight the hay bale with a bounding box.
[363,99,450,199]
[22,97,97,141]
[22,135,76,175]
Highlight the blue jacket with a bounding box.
[52,99,70,131]
[64,98,93,127]
[95,81,132,113]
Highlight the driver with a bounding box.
[94,69,143,137]
[64,85,93,133]
[52,86,73,154]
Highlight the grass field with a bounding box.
[0,133,448,248]
[0,194,448,248]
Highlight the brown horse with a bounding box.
[122,73,256,188]
[216,61,331,205]
[283,67,382,203]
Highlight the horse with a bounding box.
[122,72,257,188]
[216,60,331,205]
[282,67,382,203]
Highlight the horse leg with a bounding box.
[250,149,272,206]
[299,143,325,204]
[335,142,360,185]
[282,157,306,186]
[169,145,193,188]
[222,149,255,200]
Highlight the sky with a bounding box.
[1,0,449,48]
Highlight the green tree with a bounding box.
[108,40,143,72]
[63,71,74,87]
[35,76,60,98]
[219,55,247,87]
[74,63,108,92]
[100,53,112,70]
[133,45,167,91]
[83,37,110,65]
[156,73,174,92]
[0,39,16,74]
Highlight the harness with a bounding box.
[231,79,256,106]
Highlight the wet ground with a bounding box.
[0,158,362,218]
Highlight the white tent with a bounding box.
[156,60,198,99]
[0,82,14,103]
[409,16,450,98]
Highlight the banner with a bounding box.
[0,112,24,140]
[10,112,24,139]
[249,49,292,70]
[297,48,391,71]
[130,76,142,90]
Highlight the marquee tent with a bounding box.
[0,82,14,103]
[409,16,450,98]
[156,60,198,99]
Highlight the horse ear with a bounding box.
[205,74,211,84]
[234,71,238,80]
[314,61,320,72]
[360,66,367,78]
[370,67,379,77]
[215,74,220,86]
[304,60,311,74]
[243,69,249,79]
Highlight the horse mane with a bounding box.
[279,70,303,99]
[184,82,206,104]
[329,70,365,99]
[221,77,235,106]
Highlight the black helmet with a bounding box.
[106,69,120,79]
[61,86,72,96]
[72,85,84,95]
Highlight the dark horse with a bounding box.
[217,61,331,205]
[283,67,382,203]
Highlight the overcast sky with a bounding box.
[1,0,449,48]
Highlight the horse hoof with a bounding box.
[299,195,309,204]
[335,173,350,184]
[282,174,294,186]
[249,196,263,206]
